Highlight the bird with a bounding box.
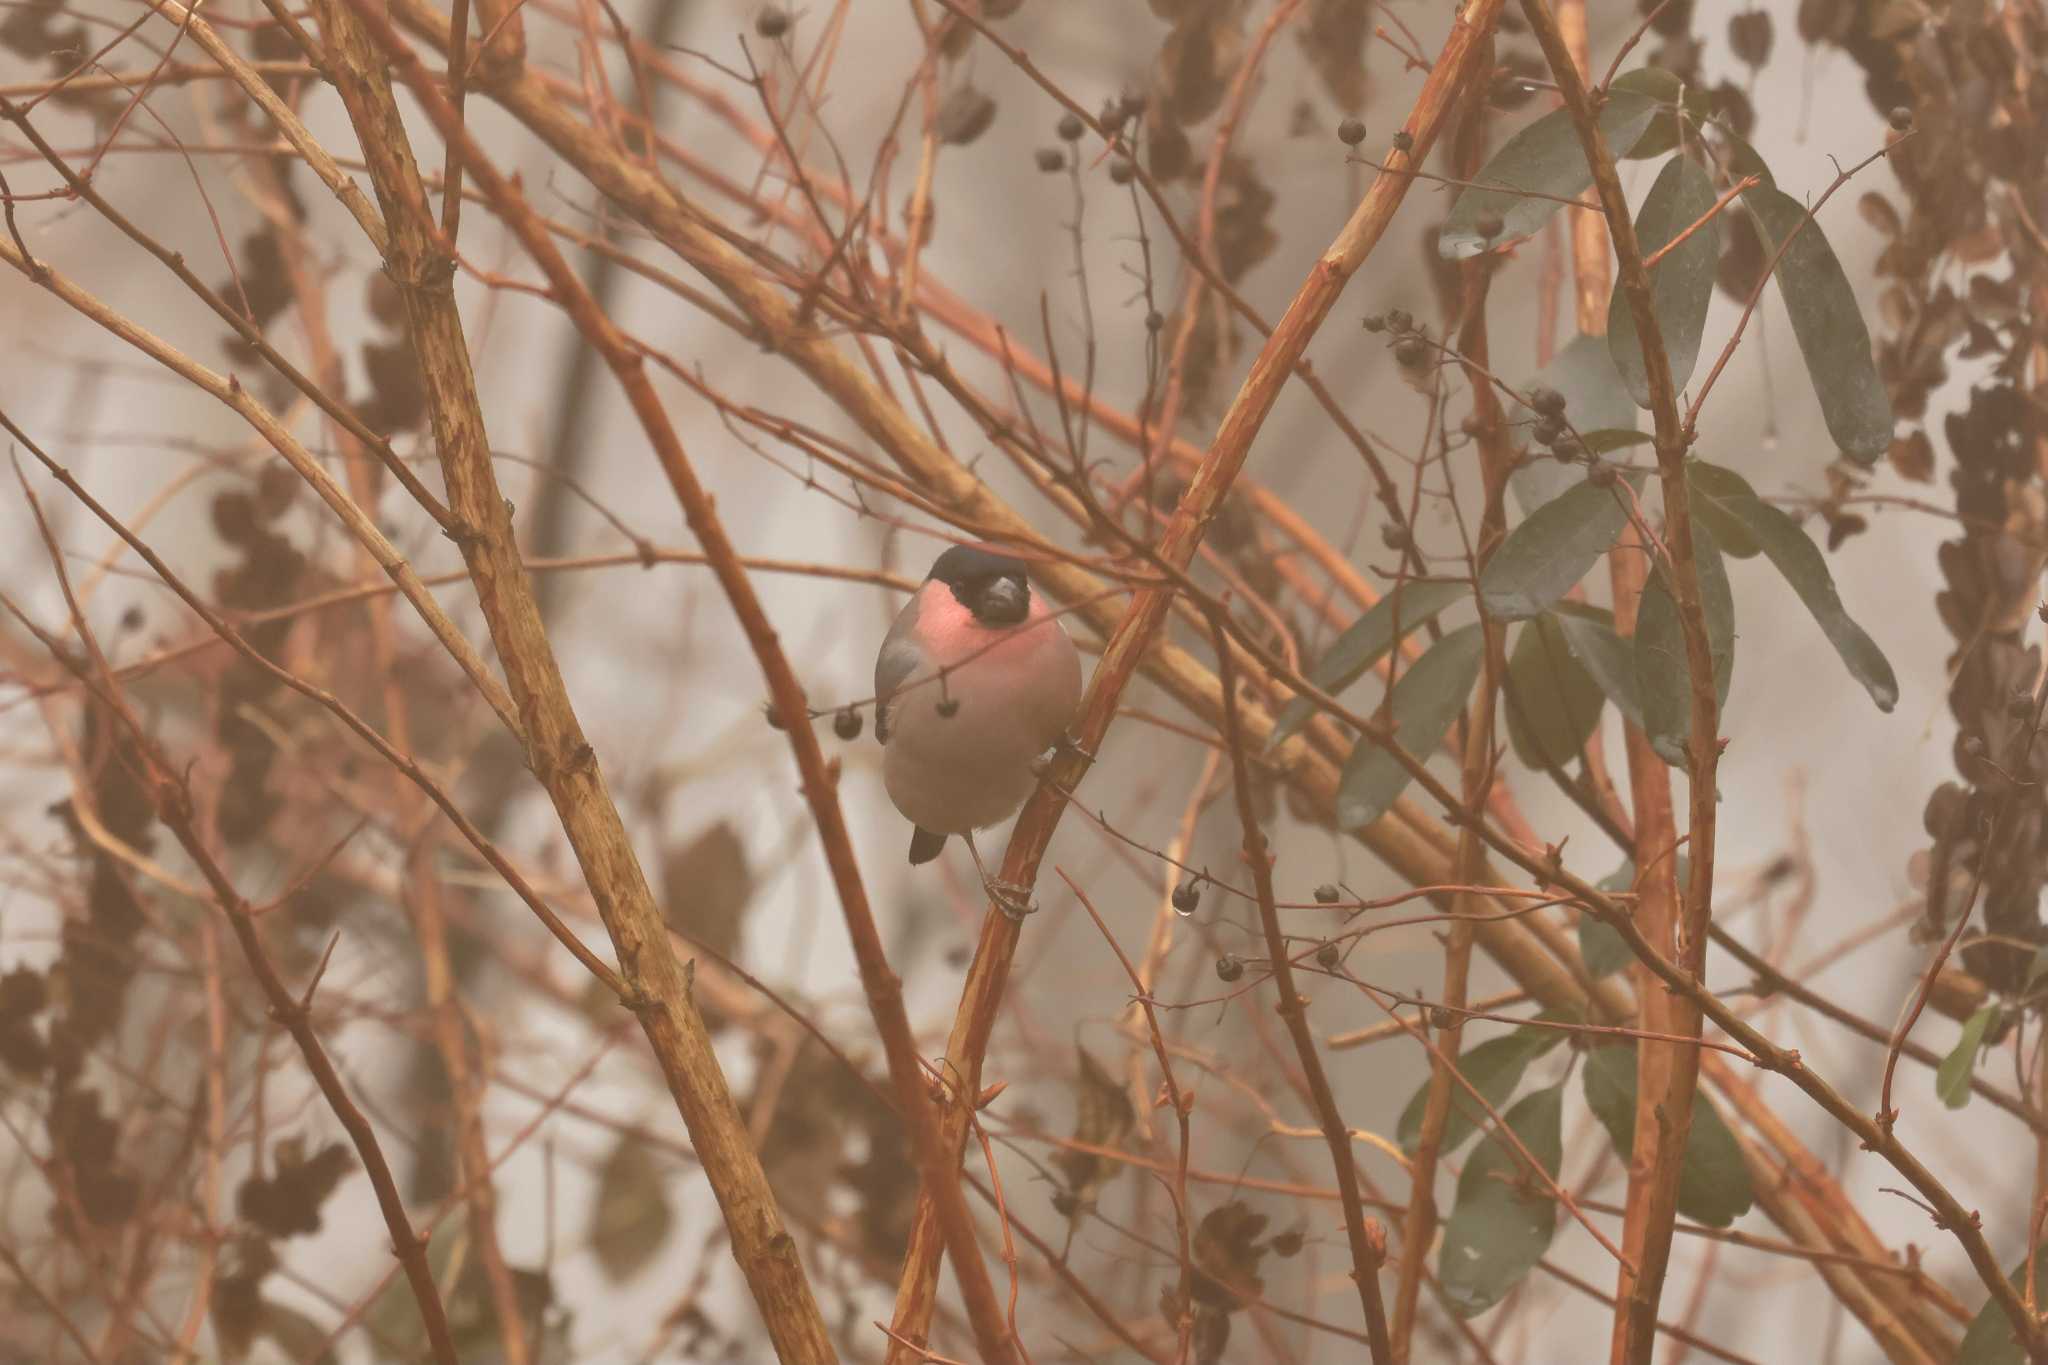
[873,544,1084,917]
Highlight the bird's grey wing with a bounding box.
[873,602,925,745]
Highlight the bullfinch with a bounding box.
[874,544,1083,916]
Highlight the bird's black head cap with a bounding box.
[928,544,1031,625]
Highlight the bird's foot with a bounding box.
[982,875,1037,921]
[1031,734,1095,780]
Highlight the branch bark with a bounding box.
[302,0,838,1356]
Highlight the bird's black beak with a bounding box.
[976,573,1029,625]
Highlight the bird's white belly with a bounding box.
[882,633,1073,834]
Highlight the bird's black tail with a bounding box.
[908,827,946,865]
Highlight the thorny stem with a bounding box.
[1519,0,1721,1355]
[308,0,841,1354]
[351,5,1020,1357]
[1211,606,1393,1362]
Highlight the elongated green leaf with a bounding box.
[1578,429,1657,456]
[1582,1043,1754,1227]
[1960,1259,2048,1365]
[1336,624,1485,830]
[1578,862,1638,979]
[1439,1083,1564,1317]
[1481,481,1628,621]
[1635,524,1734,767]
[1936,1004,2003,1109]
[1506,615,1606,769]
[1395,1024,1565,1156]
[1513,337,1640,513]
[1268,579,1467,749]
[1578,916,1631,979]
[1549,603,1644,730]
[1439,90,1663,258]
[1610,157,1720,410]
[1745,184,1893,461]
[1685,460,1898,711]
[1685,462,1762,558]
[1617,69,1707,161]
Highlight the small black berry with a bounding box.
[1172,881,1200,914]
[762,702,787,730]
[1271,1229,1305,1258]
[1099,98,1129,134]
[1337,117,1366,146]
[1057,112,1084,142]
[1109,158,1135,185]
[1145,310,1165,333]
[1888,106,1912,131]
[1216,954,1244,983]
[1316,941,1340,969]
[1391,129,1414,154]
[1051,1190,1078,1216]
[1475,212,1504,240]
[1394,337,1428,368]
[754,7,788,38]
[1385,307,1413,333]
[834,707,863,740]
[1532,415,1566,446]
[1362,313,1386,332]
[1035,147,1066,173]
[1530,386,1567,416]
[936,697,961,718]
[1585,461,1618,487]
[1431,1005,1457,1030]
[1314,883,1340,904]
[1380,523,1411,550]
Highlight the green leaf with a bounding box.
[1439,1083,1565,1317]
[2025,945,2048,1000]
[1685,463,1762,558]
[1395,1024,1565,1156]
[1744,184,1893,462]
[1610,157,1720,410]
[1715,126,1775,187]
[589,1136,676,1283]
[1269,579,1467,749]
[1685,460,1898,711]
[1579,917,1633,980]
[1549,603,1645,730]
[1578,428,1657,456]
[1634,523,1734,767]
[1936,1004,2003,1109]
[1616,69,1708,161]
[1505,615,1606,769]
[1336,624,1486,829]
[1480,480,1629,621]
[261,1301,340,1365]
[1439,90,1664,259]
[1959,1258,2048,1365]
[1513,336,1639,513]
[1581,1043,1755,1227]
